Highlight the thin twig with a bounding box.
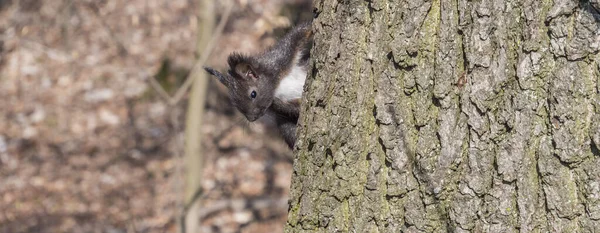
[80,0,233,106]
[198,198,288,220]
[170,107,185,232]
[82,1,129,55]
[148,76,173,103]
[169,1,233,105]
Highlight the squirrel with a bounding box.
[204,22,312,148]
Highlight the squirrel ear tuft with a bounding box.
[204,67,231,87]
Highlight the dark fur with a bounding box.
[204,22,312,148]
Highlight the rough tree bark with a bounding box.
[286,0,600,232]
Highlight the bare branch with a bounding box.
[169,1,234,105]
[198,198,288,220]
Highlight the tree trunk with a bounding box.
[286,0,600,232]
[183,0,215,232]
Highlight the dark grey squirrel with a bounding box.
[204,22,312,148]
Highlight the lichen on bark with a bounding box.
[286,0,600,232]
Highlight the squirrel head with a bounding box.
[204,53,276,122]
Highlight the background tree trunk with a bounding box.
[183,0,215,232]
[286,0,600,232]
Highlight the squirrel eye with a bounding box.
[250,90,257,99]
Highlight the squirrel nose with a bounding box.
[247,115,258,122]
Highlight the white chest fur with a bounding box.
[275,61,306,101]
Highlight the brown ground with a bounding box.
[0,0,311,232]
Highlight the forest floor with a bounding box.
[0,0,310,232]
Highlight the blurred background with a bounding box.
[0,0,311,232]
